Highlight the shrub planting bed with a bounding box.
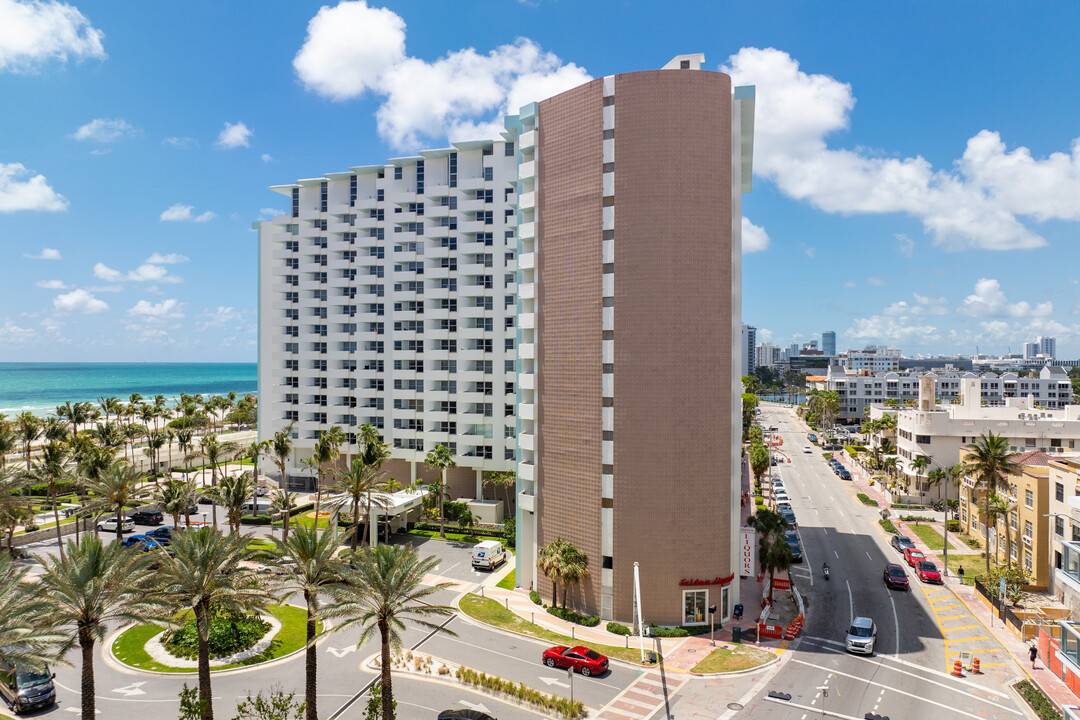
[546,606,599,627]
[857,493,879,507]
[164,612,270,660]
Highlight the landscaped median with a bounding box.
[458,593,659,666]
[110,604,318,673]
[689,644,776,674]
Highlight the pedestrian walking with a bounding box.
[1030,644,1039,669]
[957,565,965,584]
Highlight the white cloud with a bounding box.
[71,118,134,143]
[293,1,590,148]
[85,283,122,293]
[847,314,940,344]
[0,319,36,343]
[957,277,1053,318]
[216,121,251,149]
[895,233,914,258]
[258,207,286,220]
[883,292,948,317]
[93,261,181,284]
[261,153,274,163]
[720,47,1075,251]
[197,305,242,330]
[127,298,183,318]
[53,288,107,314]
[163,136,195,148]
[0,162,67,213]
[804,247,816,259]
[23,247,61,260]
[843,280,856,288]
[35,279,67,289]
[160,203,215,222]
[866,276,885,286]
[741,216,770,253]
[145,252,188,265]
[0,0,105,73]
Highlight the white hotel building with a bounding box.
[255,141,520,495]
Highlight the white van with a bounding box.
[471,540,507,570]
[241,498,272,515]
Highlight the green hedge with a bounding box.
[947,519,960,532]
[547,607,599,627]
[529,590,542,606]
[606,621,632,636]
[857,493,879,507]
[879,518,898,534]
[647,624,712,637]
[240,515,273,525]
[24,481,80,497]
[844,445,866,456]
[411,521,506,538]
[1015,680,1062,720]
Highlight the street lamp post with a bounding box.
[817,686,829,719]
[709,604,717,647]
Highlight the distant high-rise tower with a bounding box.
[742,324,756,375]
[1023,341,1038,359]
[1038,336,1056,359]
[822,331,836,357]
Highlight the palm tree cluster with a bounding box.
[746,508,793,602]
[0,522,451,720]
[804,389,840,431]
[962,431,1023,575]
[536,539,590,608]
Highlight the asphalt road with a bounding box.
[738,403,1023,720]
[14,517,639,719]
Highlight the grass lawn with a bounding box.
[944,553,990,585]
[496,569,516,590]
[856,493,879,507]
[459,594,657,666]
[879,518,898,534]
[690,645,775,673]
[909,524,945,551]
[403,527,507,546]
[246,538,279,554]
[17,516,77,535]
[111,604,317,673]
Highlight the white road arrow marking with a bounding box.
[65,708,100,714]
[459,700,492,713]
[538,676,570,688]
[327,646,356,658]
[112,682,146,697]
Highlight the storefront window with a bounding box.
[683,589,707,625]
[1065,542,1080,582]
[721,587,730,620]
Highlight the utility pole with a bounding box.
[633,561,646,663]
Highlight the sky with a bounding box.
[1,1,1079,363]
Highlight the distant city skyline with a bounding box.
[2,1,1080,360]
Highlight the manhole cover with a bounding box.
[686,648,696,653]
[727,703,744,710]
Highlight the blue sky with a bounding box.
[1,0,1079,362]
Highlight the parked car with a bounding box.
[773,491,790,503]
[916,560,942,584]
[147,526,176,545]
[541,646,608,677]
[120,534,152,548]
[903,548,926,567]
[784,530,803,563]
[778,507,797,528]
[129,509,163,526]
[197,495,215,505]
[883,563,909,590]
[838,470,851,481]
[97,516,134,533]
[438,710,496,720]
[845,617,877,655]
[890,534,916,554]
[0,662,56,714]
[802,446,813,454]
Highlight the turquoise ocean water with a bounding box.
[0,363,257,416]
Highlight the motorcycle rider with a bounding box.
[822,561,830,578]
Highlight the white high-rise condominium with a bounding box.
[1039,336,1056,359]
[742,324,756,375]
[256,142,519,493]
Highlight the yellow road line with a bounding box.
[948,636,991,644]
[935,604,961,611]
[947,648,1003,656]
[938,615,967,621]
[943,624,979,632]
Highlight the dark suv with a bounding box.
[130,509,163,525]
[147,526,176,545]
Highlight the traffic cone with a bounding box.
[952,659,963,677]
[972,657,980,674]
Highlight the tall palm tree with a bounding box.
[556,542,590,610]
[37,536,160,720]
[99,396,123,426]
[42,416,71,444]
[0,469,28,555]
[123,423,143,465]
[29,441,72,560]
[153,478,197,528]
[987,493,1018,570]
[747,508,791,602]
[266,525,345,720]
[325,545,455,720]
[15,412,41,510]
[270,489,299,543]
[537,538,571,606]
[155,527,275,720]
[910,456,929,497]
[270,423,296,490]
[209,472,255,534]
[192,433,239,528]
[176,428,195,468]
[331,457,385,551]
[242,440,270,518]
[963,432,1022,575]
[311,427,346,522]
[84,464,143,543]
[0,419,17,470]
[145,431,166,479]
[0,552,67,669]
[424,444,456,539]
[482,470,516,516]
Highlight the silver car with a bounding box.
[846,617,876,655]
[97,516,135,533]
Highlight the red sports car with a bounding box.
[542,645,609,676]
[916,560,943,584]
[903,548,926,567]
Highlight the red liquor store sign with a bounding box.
[679,574,735,587]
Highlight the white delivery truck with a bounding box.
[471,540,507,570]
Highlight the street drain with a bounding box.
[727,703,744,710]
[686,648,696,653]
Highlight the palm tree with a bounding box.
[537,538,571,606]
[270,423,296,490]
[209,471,254,534]
[154,478,197,529]
[311,427,346,522]
[0,468,29,555]
[749,443,770,485]
[331,457,386,551]
[192,433,239,528]
[556,542,590,609]
[85,464,143,542]
[145,431,166,479]
[910,456,929,497]
[325,545,455,720]
[42,416,71,444]
[0,552,68,669]
[155,527,275,720]
[15,412,41,509]
[987,493,1018,570]
[963,432,1022,575]
[176,428,195,468]
[99,396,123,426]
[0,419,17,470]
[483,470,516,517]
[242,439,270,518]
[123,423,143,464]
[424,444,456,539]
[37,536,160,720]
[266,524,345,720]
[747,508,791,602]
[271,489,299,542]
[29,441,72,560]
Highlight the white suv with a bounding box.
[846,617,876,654]
[97,516,135,533]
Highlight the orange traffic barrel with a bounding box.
[972,657,980,674]
[952,659,963,677]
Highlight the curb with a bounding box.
[102,604,331,678]
[683,646,782,677]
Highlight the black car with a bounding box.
[784,530,803,563]
[838,470,851,480]
[146,526,176,545]
[883,563,909,590]
[890,534,916,554]
[778,507,797,528]
[197,495,215,505]
[129,509,163,525]
[438,711,496,720]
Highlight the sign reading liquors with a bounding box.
[740,527,756,576]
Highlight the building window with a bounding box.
[483,167,493,181]
[291,188,299,217]
[394,166,403,180]
[1056,516,1065,537]
[1025,520,1033,539]
[1026,489,1034,508]
[1058,483,1065,502]
[320,181,328,212]
[416,160,425,195]
[683,589,707,625]
[448,152,457,188]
